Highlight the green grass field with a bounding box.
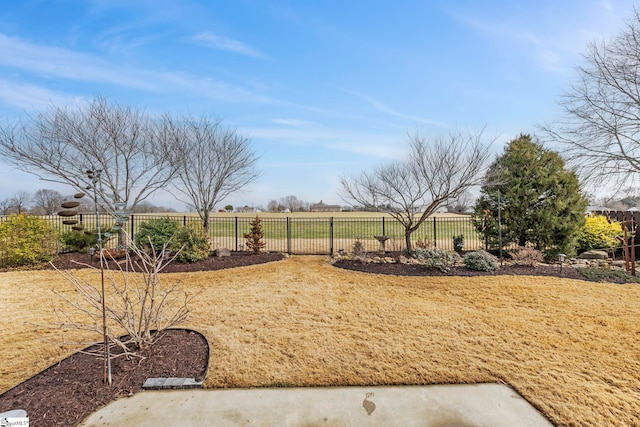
[6,211,487,253]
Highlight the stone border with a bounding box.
[142,377,203,390]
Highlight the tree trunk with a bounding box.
[202,212,210,233]
[405,230,413,254]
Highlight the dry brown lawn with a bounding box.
[1,256,639,426]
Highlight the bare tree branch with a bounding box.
[541,8,640,188]
[340,129,491,252]
[160,114,260,231]
[0,96,176,211]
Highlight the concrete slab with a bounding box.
[80,383,553,427]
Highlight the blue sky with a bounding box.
[0,0,636,210]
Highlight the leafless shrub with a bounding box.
[352,239,365,256]
[414,238,433,249]
[511,245,544,267]
[51,237,198,357]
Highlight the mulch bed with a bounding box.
[332,259,586,281]
[47,250,285,273]
[0,329,208,427]
[0,251,283,427]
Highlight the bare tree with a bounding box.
[0,96,175,212]
[0,198,13,215]
[267,199,284,212]
[340,130,491,252]
[161,114,260,232]
[32,188,64,215]
[542,8,640,187]
[280,195,306,212]
[9,190,32,214]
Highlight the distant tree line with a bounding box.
[0,189,177,216]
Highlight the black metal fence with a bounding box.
[1,213,486,255]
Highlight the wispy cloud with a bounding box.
[0,33,271,104]
[0,79,78,111]
[244,125,406,160]
[446,4,630,73]
[346,90,449,128]
[192,32,264,58]
[271,118,315,127]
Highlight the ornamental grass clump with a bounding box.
[414,248,454,272]
[463,250,499,271]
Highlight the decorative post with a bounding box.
[85,168,112,386]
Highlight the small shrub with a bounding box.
[463,250,499,271]
[61,229,96,253]
[415,239,432,249]
[244,216,266,254]
[173,223,210,263]
[510,245,544,267]
[413,248,454,272]
[0,213,57,267]
[135,218,180,251]
[352,239,365,256]
[453,234,464,252]
[60,227,113,252]
[577,215,623,252]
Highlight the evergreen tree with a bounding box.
[473,134,587,258]
[244,216,266,254]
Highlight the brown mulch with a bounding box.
[0,329,208,427]
[332,259,586,281]
[47,250,285,273]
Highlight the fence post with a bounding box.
[287,217,291,254]
[183,215,187,226]
[329,217,334,256]
[484,217,489,251]
[382,216,385,235]
[130,214,134,239]
[235,216,238,252]
[433,217,437,247]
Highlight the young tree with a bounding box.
[0,96,175,212]
[244,215,266,254]
[161,114,259,232]
[32,188,64,215]
[473,134,588,257]
[340,130,491,252]
[542,8,640,187]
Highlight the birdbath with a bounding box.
[374,235,390,254]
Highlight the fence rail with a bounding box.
[1,213,487,255]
